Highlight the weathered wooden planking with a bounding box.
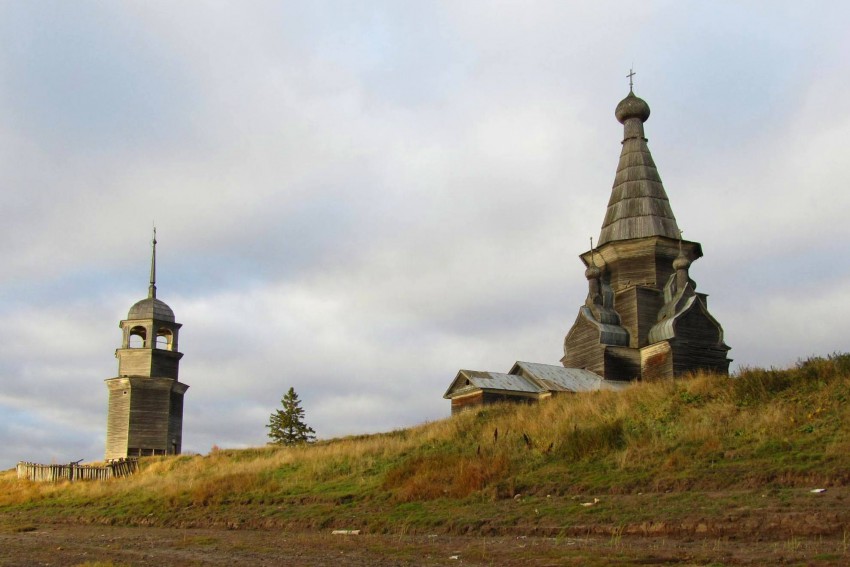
[599,129,679,246]
[117,349,181,379]
[605,347,642,381]
[614,286,665,349]
[16,459,138,482]
[561,315,606,375]
[105,377,188,459]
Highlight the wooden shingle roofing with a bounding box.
[598,91,680,246]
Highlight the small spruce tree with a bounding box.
[267,387,316,445]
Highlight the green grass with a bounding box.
[3,354,850,537]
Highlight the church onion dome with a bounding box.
[585,264,602,280]
[672,253,691,271]
[128,297,175,322]
[615,91,651,124]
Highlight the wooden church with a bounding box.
[562,85,730,380]
[104,231,189,460]
[445,82,730,412]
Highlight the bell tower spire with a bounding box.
[149,226,157,299]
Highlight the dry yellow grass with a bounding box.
[2,354,849,530]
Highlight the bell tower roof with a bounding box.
[598,81,680,246]
[127,297,175,322]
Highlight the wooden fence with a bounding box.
[16,458,138,482]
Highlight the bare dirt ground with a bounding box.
[0,525,848,566]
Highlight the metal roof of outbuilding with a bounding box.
[444,363,633,400]
[461,370,540,393]
[443,369,541,399]
[511,362,631,392]
[512,362,608,392]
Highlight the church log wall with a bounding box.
[614,286,664,348]
[674,305,721,346]
[562,317,606,376]
[605,347,642,381]
[640,341,673,381]
[670,304,730,375]
[609,254,658,291]
[672,346,730,376]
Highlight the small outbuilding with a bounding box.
[443,362,629,414]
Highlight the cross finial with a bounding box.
[627,68,636,92]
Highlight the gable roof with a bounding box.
[443,369,539,399]
[444,363,631,399]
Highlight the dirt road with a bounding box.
[1,525,848,566]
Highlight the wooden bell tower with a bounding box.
[105,230,189,460]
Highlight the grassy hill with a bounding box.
[3,354,850,538]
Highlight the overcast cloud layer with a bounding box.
[1,1,849,469]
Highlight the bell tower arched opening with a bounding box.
[128,326,147,348]
[155,328,173,351]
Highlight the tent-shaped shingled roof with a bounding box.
[598,90,680,246]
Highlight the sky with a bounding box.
[2,1,849,469]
